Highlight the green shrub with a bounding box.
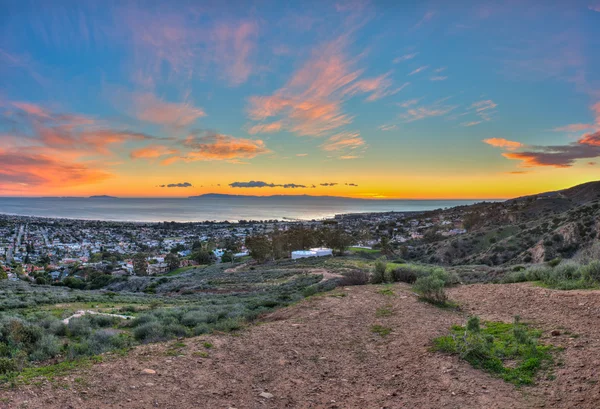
[30,334,60,361]
[392,266,418,283]
[0,357,17,375]
[371,258,387,284]
[338,270,369,286]
[582,260,600,283]
[413,270,448,306]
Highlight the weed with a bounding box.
[370,324,392,337]
[375,306,393,317]
[377,287,394,296]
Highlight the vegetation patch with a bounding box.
[370,324,392,337]
[433,316,553,385]
[503,260,600,290]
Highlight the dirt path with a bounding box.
[2,283,600,408]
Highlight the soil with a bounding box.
[2,282,600,409]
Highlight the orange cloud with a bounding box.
[130,145,179,159]
[247,121,283,135]
[580,131,600,146]
[483,138,523,150]
[130,92,205,127]
[0,148,111,191]
[164,132,271,164]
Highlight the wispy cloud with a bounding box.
[130,145,179,159]
[414,11,435,29]
[320,131,366,157]
[379,124,397,131]
[552,123,595,132]
[400,100,456,122]
[393,53,418,64]
[247,121,283,135]
[408,65,429,76]
[430,76,447,81]
[129,92,205,127]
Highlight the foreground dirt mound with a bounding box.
[3,283,600,408]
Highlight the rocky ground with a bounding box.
[2,282,600,409]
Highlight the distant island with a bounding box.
[188,193,363,200]
[88,195,119,199]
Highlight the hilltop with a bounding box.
[407,181,600,266]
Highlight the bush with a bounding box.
[338,270,369,286]
[582,260,600,283]
[67,317,92,338]
[30,334,60,361]
[133,322,167,343]
[371,258,387,284]
[392,266,418,284]
[413,270,448,306]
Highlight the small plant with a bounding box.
[377,286,394,296]
[193,351,209,358]
[371,258,388,284]
[375,306,393,317]
[370,324,392,337]
[433,316,553,385]
[202,342,213,349]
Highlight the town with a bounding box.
[0,210,467,286]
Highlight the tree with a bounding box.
[193,250,214,265]
[380,236,393,256]
[133,253,148,276]
[245,235,272,263]
[321,228,352,255]
[165,253,180,272]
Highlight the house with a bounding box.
[291,248,333,260]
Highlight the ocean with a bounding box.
[0,197,488,223]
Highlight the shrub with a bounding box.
[0,357,17,375]
[546,258,562,268]
[371,258,387,284]
[582,260,600,283]
[413,270,448,306]
[30,334,60,361]
[133,322,167,343]
[338,270,370,286]
[392,266,418,283]
[67,317,92,338]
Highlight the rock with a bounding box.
[141,369,156,375]
[259,392,274,399]
[551,330,561,336]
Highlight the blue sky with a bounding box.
[1,0,599,198]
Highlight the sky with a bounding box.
[1,0,600,199]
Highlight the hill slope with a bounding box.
[408,181,600,266]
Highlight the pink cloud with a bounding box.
[552,123,594,132]
[211,21,258,86]
[131,92,205,127]
[130,145,179,159]
[247,35,395,138]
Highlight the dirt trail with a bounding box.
[2,283,600,408]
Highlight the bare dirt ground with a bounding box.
[2,283,600,409]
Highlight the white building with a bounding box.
[291,248,333,260]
